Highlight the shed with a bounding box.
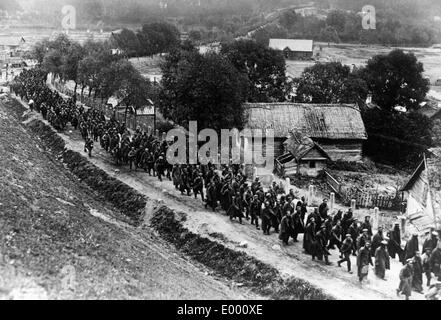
[276,132,330,178]
[401,149,441,234]
[269,39,313,60]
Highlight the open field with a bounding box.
[286,43,441,84]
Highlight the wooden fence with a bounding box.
[324,170,402,211]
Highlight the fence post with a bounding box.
[400,216,407,236]
[351,199,356,212]
[285,178,291,195]
[308,185,314,206]
[330,192,335,213]
[373,207,379,231]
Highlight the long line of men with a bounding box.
[11,69,441,300]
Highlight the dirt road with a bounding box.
[7,98,426,300]
[5,94,429,300]
[0,97,260,300]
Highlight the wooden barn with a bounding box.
[242,103,368,163]
[401,149,441,234]
[269,39,313,60]
[276,133,331,177]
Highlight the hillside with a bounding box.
[0,96,255,300]
[0,0,22,12]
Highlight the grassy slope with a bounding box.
[0,96,249,300]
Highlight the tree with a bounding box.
[60,42,85,100]
[360,49,430,112]
[320,26,340,44]
[221,40,289,102]
[362,109,433,167]
[114,28,141,57]
[96,60,136,104]
[32,39,51,65]
[279,10,298,31]
[41,34,73,80]
[189,30,202,42]
[295,62,368,104]
[137,22,180,56]
[116,71,152,124]
[158,48,249,131]
[326,10,347,33]
[78,40,118,98]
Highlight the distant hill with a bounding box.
[0,0,22,12]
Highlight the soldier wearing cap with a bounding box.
[338,234,354,274]
[422,247,433,287]
[398,259,414,300]
[371,227,384,256]
[430,241,441,282]
[423,230,439,254]
[357,242,373,283]
[361,215,373,238]
[403,232,420,263]
[356,228,371,252]
[412,251,424,293]
[374,240,390,280]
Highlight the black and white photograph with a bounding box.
[1,0,441,305]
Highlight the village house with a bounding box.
[401,149,441,234]
[0,36,26,56]
[269,39,314,60]
[242,103,367,177]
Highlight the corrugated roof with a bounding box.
[244,103,367,140]
[269,39,313,52]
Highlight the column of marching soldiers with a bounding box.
[10,69,441,300]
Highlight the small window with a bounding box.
[309,161,316,169]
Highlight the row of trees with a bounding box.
[33,34,153,122]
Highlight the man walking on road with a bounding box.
[357,242,373,283]
[338,234,354,274]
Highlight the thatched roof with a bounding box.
[243,103,367,140]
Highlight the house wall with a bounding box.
[408,169,429,207]
[298,160,326,177]
[314,139,364,162]
[284,51,313,60]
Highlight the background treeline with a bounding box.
[7,0,441,46]
[112,22,180,57]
